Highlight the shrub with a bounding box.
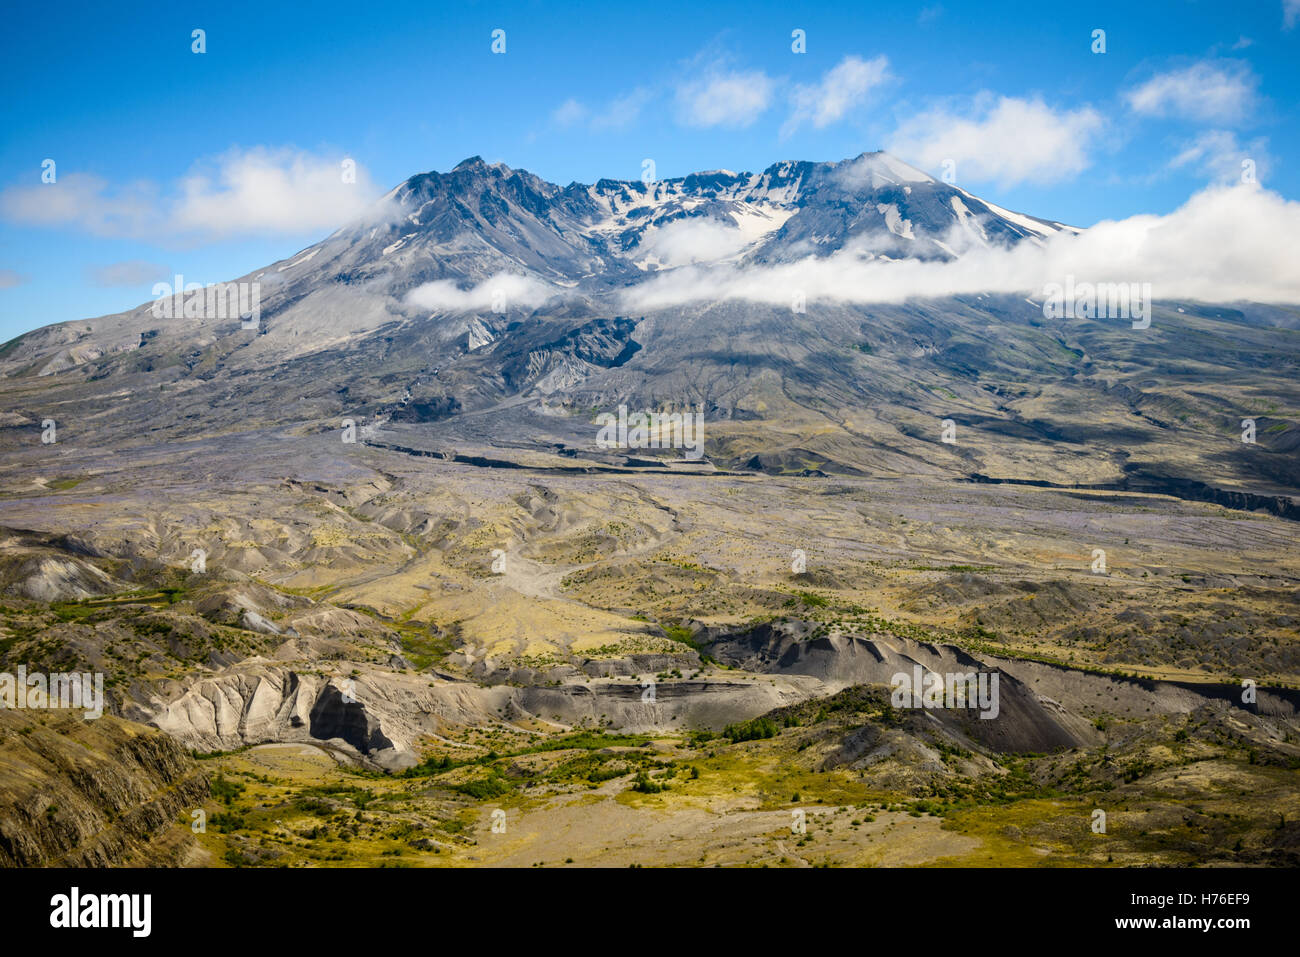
[723,717,779,743]
[631,770,667,794]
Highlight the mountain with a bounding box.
[0,152,1296,509]
[0,152,1072,373]
[277,150,1077,297]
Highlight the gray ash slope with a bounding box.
[0,152,1297,506]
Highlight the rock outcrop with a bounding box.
[0,709,209,866]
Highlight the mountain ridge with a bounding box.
[0,152,1295,510]
[0,149,1076,379]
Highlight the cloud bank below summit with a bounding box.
[404,273,561,313]
[619,184,1300,310]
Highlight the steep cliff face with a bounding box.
[0,710,209,866]
[128,659,820,768]
[136,666,429,771]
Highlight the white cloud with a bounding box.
[1169,130,1272,186]
[782,55,892,137]
[636,219,751,267]
[1123,60,1258,124]
[553,88,652,132]
[87,260,170,287]
[1286,0,1300,29]
[0,269,27,289]
[592,88,653,130]
[552,98,588,127]
[404,273,560,313]
[0,148,381,242]
[675,68,774,128]
[888,94,1105,188]
[621,183,1300,309]
[0,173,157,237]
[173,148,379,238]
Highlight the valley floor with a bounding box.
[0,434,1297,866]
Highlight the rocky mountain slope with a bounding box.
[0,153,1295,511]
[0,709,209,866]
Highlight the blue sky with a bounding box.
[1,0,1297,340]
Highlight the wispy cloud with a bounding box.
[0,147,381,243]
[593,88,654,130]
[1285,0,1300,30]
[1123,60,1259,124]
[1169,130,1272,186]
[887,94,1105,188]
[552,98,588,127]
[675,67,775,128]
[782,55,892,137]
[554,88,654,131]
[0,173,157,237]
[0,269,27,289]
[621,184,1300,309]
